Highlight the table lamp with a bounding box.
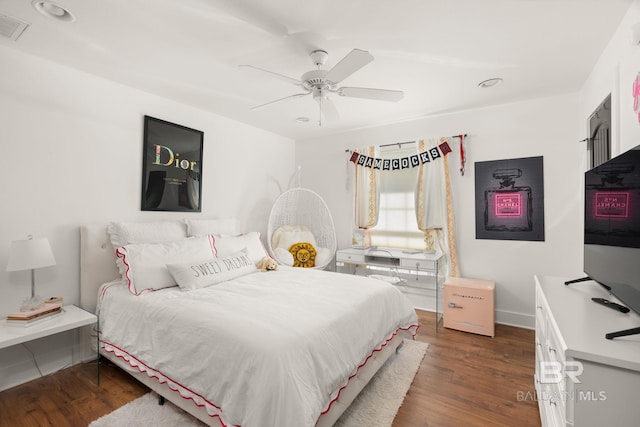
[6,235,56,311]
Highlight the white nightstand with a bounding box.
[0,305,97,349]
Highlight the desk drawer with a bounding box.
[399,258,436,270]
[336,252,365,263]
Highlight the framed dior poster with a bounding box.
[141,116,203,212]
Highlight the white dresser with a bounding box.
[534,275,640,427]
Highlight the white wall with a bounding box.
[0,45,295,391]
[3,0,639,393]
[582,0,640,155]
[296,93,584,328]
[296,0,640,329]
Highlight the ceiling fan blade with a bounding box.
[239,64,302,86]
[319,96,340,122]
[338,87,404,102]
[325,49,374,84]
[250,92,310,110]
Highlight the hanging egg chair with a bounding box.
[267,188,337,269]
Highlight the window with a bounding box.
[369,145,425,249]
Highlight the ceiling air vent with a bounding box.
[0,13,30,41]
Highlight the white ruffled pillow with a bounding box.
[116,236,215,295]
[108,220,187,248]
[184,218,239,237]
[168,251,257,290]
[212,232,268,264]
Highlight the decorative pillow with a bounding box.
[315,247,333,268]
[116,236,215,295]
[212,232,268,264]
[184,218,239,237]
[272,226,318,250]
[274,248,294,266]
[289,242,317,268]
[168,251,257,290]
[107,220,187,248]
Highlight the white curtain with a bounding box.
[415,138,459,277]
[353,145,380,230]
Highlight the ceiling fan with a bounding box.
[240,48,404,125]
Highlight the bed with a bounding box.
[79,219,419,427]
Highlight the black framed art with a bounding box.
[141,116,203,212]
[474,156,545,241]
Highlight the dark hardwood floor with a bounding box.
[393,310,540,427]
[0,310,540,427]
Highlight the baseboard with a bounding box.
[414,306,535,330]
[495,309,534,329]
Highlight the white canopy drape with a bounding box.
[353,145,380,230]
[415,137,459,277]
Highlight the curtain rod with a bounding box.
[345,134,467,152]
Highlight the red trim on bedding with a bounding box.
[208,234,217,256]
[316,323,419,421]
[101,322,419,427]
[101,340,236,427]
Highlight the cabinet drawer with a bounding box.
[336,252,365,263]
[399,258,436,270]
[540,386,566,427]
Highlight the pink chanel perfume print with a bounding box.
[475,156,544,241]
[484,168,532,232]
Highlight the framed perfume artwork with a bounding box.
[474,156,545,241]
[141,116,203,212]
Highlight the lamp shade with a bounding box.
[6,237,56,272]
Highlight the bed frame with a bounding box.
[79,223,403,427]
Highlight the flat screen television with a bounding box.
[581,144,640,338]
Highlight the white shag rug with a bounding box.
[89,339,428,427]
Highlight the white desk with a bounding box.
[0,305,97,349]
[336,247,445,322]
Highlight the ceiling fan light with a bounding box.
[478,78,503,88]
[32,0,75,22]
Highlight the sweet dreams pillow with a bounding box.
[167,251,257,290]
[116,236,215,295]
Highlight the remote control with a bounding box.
[591,298,630,313]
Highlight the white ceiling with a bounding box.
[0,0,634,140]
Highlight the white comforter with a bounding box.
[98,268,418,427]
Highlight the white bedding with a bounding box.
[98,267,418,427]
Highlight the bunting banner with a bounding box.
[349,141,452,170]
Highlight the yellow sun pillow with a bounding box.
[289,242,317,268]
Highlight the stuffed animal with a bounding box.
[256,257,278,272]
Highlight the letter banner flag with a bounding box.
[348,143,452,170]
[439,141,452,155]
